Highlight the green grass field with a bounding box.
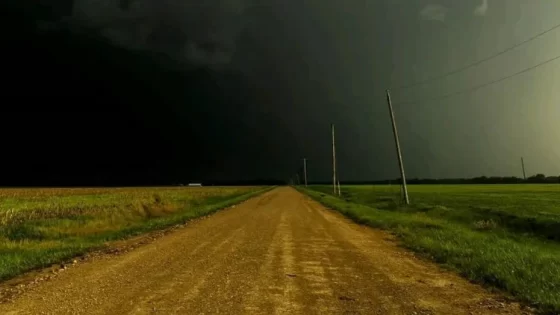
[0,187,266,281]
[303,184,560,314]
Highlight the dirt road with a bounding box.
[0,187,528,315]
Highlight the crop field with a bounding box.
[304,184,560,313]
[0,186,264,281]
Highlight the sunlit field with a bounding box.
[304,184,560,314]
[0,187,265,281]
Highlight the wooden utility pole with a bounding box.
[521,157,527,180]
[386,90,410,205]
[337,180,341,196]
[331,124,338,195]
[303,158,308,187]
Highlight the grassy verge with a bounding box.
[316,184,560,242]
[0,187,270,281]
[299,186,560,314]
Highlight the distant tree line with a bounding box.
[310,174,560,185]
[406,174,559,184]
[176,179,286,186]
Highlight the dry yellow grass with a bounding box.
[0,187,257,225]
[0,186,265,281]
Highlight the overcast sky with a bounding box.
[10,0,559,183]
[74,0,559,181]
[382,0,560,180]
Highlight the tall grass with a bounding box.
[0,187,267,281]
[302,185,560,314]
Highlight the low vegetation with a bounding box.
[303,184,560,314]
[0,187,265,281]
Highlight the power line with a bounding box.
[391,22,560,90]
[394,53,560,105]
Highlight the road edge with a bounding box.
[295,186,539,315]
[0,186,275,303]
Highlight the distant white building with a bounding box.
[188,183,202,187]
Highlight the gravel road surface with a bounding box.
[0,187,528,314]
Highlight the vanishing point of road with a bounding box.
[0,187,528,315]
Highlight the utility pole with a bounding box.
[303,158,308,187]
[331,123,338,195]
[386,90,410,205]
[521,157,527,180]
[337,180,341,196]
[296,173,300,186]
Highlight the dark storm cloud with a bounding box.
[4,0,558,185]
[70,0,253,67]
